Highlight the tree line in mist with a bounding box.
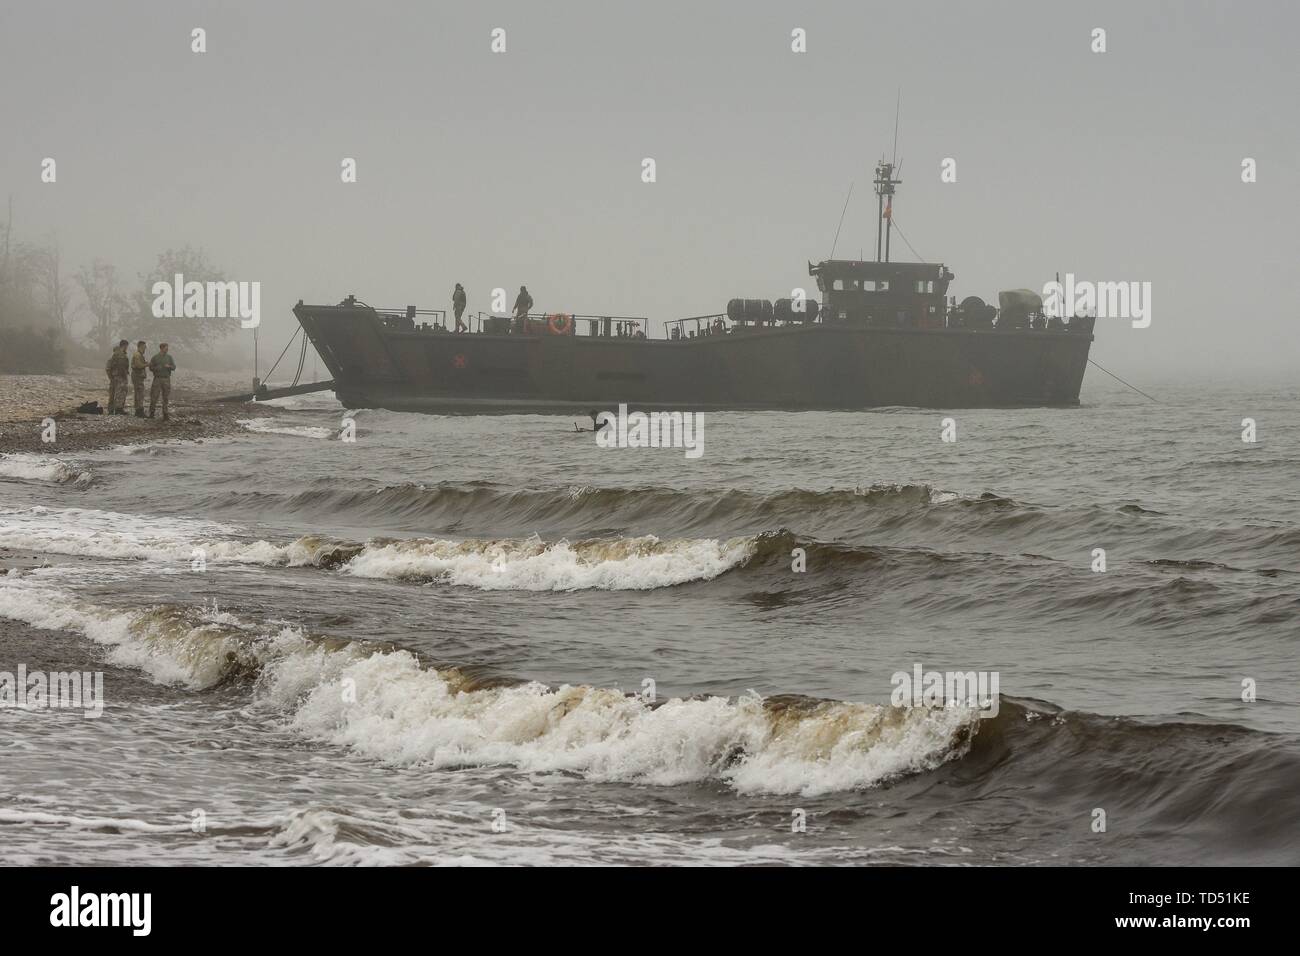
[0,201,242,374]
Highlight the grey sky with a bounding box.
[2,0,1297,382]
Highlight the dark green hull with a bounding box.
[295,303,1092,413]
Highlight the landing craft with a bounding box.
[292,160,1093,413]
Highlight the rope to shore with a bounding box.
[260,326,302,384]
[290,329,308,388]
[1087,358,1159,403]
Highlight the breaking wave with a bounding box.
[0,506,280,565]
[237,418,334,439]
[0,582,976,796]
[6,577,1298,846]
[249,480,1003,532]
[186,479,1296,570]
[0,506,755,591]
[303,533,755,590]
[0,453,92,485]
[5,503,1295,615]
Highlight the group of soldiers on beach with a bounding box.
[105,340,176,419]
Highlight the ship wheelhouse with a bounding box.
[809,259,954,329]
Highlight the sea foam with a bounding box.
[0,581,979,796]
[0,453,91,485]
[0,506,754,591]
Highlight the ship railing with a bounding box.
[664,311,824,340]
[468,312,651,338]
[665,314,728,340]
[373,308,656,338]
[567,314,650,339]
[670,310,832,340]
[373,306,456,332]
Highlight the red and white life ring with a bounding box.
[547,313,572,335]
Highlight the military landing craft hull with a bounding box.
[294,301,1092,413]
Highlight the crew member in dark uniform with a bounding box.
[512,286,533,333]
[452,283,467,332]
[513,286,533,316]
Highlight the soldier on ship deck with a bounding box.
[512,285,533,332]
[452,283,467,332]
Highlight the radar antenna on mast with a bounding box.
[873,158,902,263]
[874,92,903,262]
[891,88,901,166]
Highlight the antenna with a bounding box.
[873,160,901,262]
[829,182,854,259]
[891,89,901,166]
[874,92,904,262]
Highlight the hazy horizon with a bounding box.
[2,0,1297,383]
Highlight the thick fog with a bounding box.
[2,0,1296,384]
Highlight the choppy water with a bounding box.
[2,373,1298,865]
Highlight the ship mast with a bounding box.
[873,159,901,263]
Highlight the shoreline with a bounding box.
[0,368,258,455]
[0,403,253,455]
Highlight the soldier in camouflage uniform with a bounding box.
[130,340,149,417]
[105,340,129,414]
[148,343,176,421]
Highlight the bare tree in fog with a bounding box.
[35,240,74,337]
[0,204,65,372]
[123,245,241,351]
[75,258,125,353]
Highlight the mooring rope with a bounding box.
[1087,357,1159,403]
[260,326,302,384]
[290,330,308,388]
